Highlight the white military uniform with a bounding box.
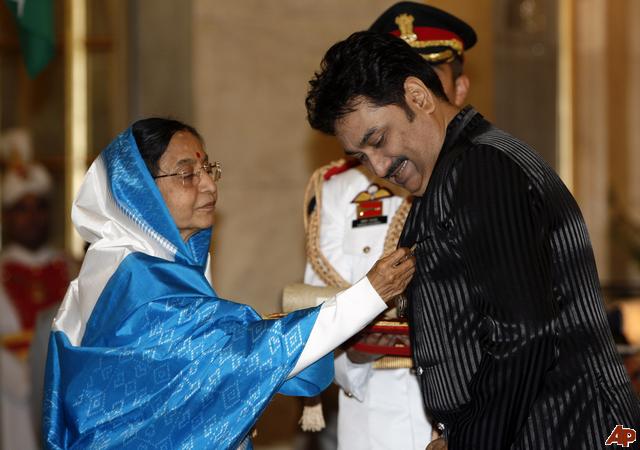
[304,165,432,450]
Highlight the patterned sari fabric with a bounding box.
[43,129,332,449]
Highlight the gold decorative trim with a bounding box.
[382,196,412,256]
[412,39,463,54]
[396,13,418,43]
[557,0,574,192]
[394,13,463,54]
[421,50,456,64]
[1,329,33,361]
[64,0,88,259]
[304,160,352,289]
[264,312,286,320]
[373,355,413,369]
[370,319,409,328]
[1,329,34,346]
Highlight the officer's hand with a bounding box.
[366,247,415,303]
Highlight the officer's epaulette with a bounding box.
[322,158,360,181]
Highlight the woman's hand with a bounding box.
[366,247,415,303]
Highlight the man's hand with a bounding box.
[426,437,447,450]
[366,247,415,302]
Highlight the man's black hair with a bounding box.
[306,31,448,135]
[131,117,203,176]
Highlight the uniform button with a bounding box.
[363,246,371,254]
[416,366,424,375]
[345,391,353,398]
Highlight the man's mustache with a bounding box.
[384,157,408,179]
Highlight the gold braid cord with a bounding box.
[304,160,413,289]
[373,355,414,370]
[304,162,414,369]
[304,160,351,289]
[382,196,412,256]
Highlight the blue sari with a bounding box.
[43,129,332,449]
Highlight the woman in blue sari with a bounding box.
[43,118,414,449]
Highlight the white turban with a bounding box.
[0,128,52,207]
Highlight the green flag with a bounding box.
[4,0,54,78]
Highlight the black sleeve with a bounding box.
[448,145,559,450]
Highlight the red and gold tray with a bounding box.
[352,318,411,357]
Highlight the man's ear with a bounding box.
[453,74,470,107]
[404,76,436,114]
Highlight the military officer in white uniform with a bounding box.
[303,3,478,449]
[304,161,425,449]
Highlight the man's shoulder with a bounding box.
[469,126,547,168]
[470,125,530,154]
[450,142,535,191]
[465,126,557,191]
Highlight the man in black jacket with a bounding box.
[305,30,640,450]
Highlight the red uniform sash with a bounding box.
[2,259,69,329]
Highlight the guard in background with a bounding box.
[0,129,76,449]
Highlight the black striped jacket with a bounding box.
[399,107,640,449]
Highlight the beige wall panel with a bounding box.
[493,0,559,167]
[429,0,494,118]
[193,0,493,315]
[574,0,609,279]
[132,0,193,121]
[630,1,640,217]
[607,0,631,280]
[623,0,640,282]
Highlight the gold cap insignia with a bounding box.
[395,14,417,44]
[393,13,463,60]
